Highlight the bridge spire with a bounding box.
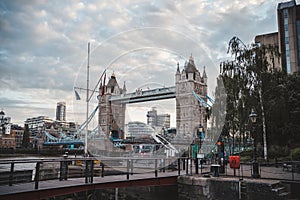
[122,81,127,94]
[111,71,116,78]
[189,53,193,61]
[202,66,207,84]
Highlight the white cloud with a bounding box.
[0,0,283,126]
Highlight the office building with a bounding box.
[255,0,300,73]
[125,121,155,139]
[0,110,24,149]
[147,107,170,129]
[56,102,66,121]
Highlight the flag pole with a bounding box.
[85,42,90,156]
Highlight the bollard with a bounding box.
[101,163,104,177]
[183,158,185,171]
[85,160,89,183]
[195,158,199,174]
[130,159,133,175]
[126,159,130,180]
[35,162,40,189]
[9,162,14,186]
[178,158,181,175]
[59,161,63,181]
[91,161,94,183]
[186,158,189,175]
[190,158,193,175]
[64,160,68,180]
[155,159,158,177]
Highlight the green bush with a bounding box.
[239,150,252,157]
[291,147,300,161]
[240,155,252,162]
[268,145,290,159]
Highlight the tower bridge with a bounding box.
[43,55,209,150]
[99,54,208,141]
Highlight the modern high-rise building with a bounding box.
[255,0,300,74]
[0,109,11,135]
[125,121,155,139]
[56,102,66,121]
[147,107,170,129]
[278,0,300,73]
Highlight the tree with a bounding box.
[22,124,30,148]
[220,36,280,156]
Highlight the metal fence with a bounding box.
[0,157,299,190]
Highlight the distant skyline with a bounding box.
[0,0,292,126]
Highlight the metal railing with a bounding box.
[0,156,206,190]
[221,161,300,181]
[1,157,298,191]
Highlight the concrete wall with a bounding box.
[56,185,178,200]
[178,176,289,200]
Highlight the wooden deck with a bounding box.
[0,170,180,200]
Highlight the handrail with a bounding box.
[1,157,299,191]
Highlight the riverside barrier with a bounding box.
[0,157,299,189]
[0,156,299,198]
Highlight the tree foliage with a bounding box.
[218,36,300,155]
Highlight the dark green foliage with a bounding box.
[291,147,300,161]
[219,36,300,156]
[267,145,290,159]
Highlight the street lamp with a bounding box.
[197,125,203,151]
[249,109,260,178]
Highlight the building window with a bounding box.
[284,9,291,73]
[284,9,288,18]
[296,20,300,66]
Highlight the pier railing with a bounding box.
[0,157,299,190]
[0,156,203,189]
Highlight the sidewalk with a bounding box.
[215,164,300,181]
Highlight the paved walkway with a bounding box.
[222,164,300,181]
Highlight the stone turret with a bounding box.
[175,54,208,138]
[202,66,207,84]
[122,81,127,94]
[176,62,181,83]
[98,72,126,138]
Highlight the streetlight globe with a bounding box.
[249,109,257,123]
[198,124,203,133]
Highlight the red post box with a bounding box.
[229,156,240,169]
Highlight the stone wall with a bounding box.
[178,175,289,200]
[54,185,178,200]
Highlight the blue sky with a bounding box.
[0,0,288,126]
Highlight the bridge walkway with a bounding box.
[0,170,182,200]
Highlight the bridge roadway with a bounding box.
[0,169,181,200]
[109,86,176,104]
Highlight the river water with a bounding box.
[0,156,62,180]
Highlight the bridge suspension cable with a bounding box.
[76,105,99,136]
[151,132,178,155]
[192,91,211,108]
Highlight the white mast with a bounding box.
[85,42,90,156]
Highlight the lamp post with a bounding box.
[197,125,203,151]
[197,125,204,173]
[249,109,260,178]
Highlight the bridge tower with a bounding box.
[98,72,126,139]
[175,54,208,137]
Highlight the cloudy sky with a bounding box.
[0,0,290,127]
